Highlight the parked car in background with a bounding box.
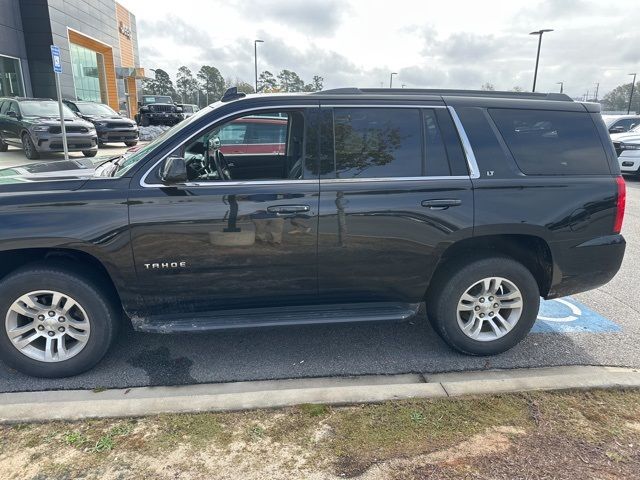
[602,114,640,134]
[0,87,626,378]
[135,95,183,126]
[0,97,97,159]
[63,100,138,147]
[177,104,199,119]
[611,123,640,175]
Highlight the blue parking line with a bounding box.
[531,297,620,333]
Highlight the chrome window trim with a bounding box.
[447,106,480,178]
[139,103,480,188]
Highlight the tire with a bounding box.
[0,137,7,152]
[22,132,39,160]
[0,263,119,378]
[82,150,97,157]
[124,140,138,147]
[141,116,150,127]
[427,256,540,356]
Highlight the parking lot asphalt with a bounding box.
[0,177,638,393]
[0,144,136,169]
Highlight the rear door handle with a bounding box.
[421,199,462,210]
[267,204,311,215]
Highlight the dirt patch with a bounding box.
[1,389,640,479]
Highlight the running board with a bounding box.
[134,302,422,333]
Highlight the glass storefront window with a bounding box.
[70,43,107,103]
[0,55,25,97]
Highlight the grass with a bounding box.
[1,388,639,479]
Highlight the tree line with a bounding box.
[142,66,324,107]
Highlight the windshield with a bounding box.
[20,101,76,118]
[76,103,117,116]
[113,104,214,177]
[143,96,173,104]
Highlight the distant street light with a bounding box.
[254,39,264,93]
[628,73,637,114]
[389,72,397,88]
[556,81,564,93]
[529,29,553,92]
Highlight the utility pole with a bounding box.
[628,73,637,114]
[556,81,564,93]
[529,29,553,92]
[594,82,600,101]
[254,39,264,93]
[389,72,397,88]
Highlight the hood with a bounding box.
[0,158,97,185]
[27,116,93,128]
[610,132,640,144]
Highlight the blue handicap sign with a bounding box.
[50,45,62,73]
[531,297,620,333]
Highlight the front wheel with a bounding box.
[124,140,138,147]
[82,150,97,157]
[22,133,39,160]
[427,256,539,355]
[0,264,119,377]
[0,136,8,152]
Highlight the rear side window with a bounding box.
[489,109,609,175]
[333,108,421,178]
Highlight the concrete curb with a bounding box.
[1,365,639,423]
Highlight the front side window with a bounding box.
[489,108,610,175]
[333,108,422,178]
[175,110,307,182]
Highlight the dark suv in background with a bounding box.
[0,88,625,378]
[0,98,98,159]
[63,100,138,147]
[135,95,183,126]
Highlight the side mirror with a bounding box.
[610,126,626,133]
[159,156,188,184]
[7,111,18,119]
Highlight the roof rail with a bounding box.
[314,88,573,102]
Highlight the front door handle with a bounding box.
[421,199,462,210]
[267,204,311,215]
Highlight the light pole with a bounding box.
[254,39,264,93]
[529,29,553,92]
[628,73,637,114]
[594,82,600,101]
[389,72,397,88]
[556,81,563,93]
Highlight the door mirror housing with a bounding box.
[610,125,626,133]
[159,156,188,184]
[6,111,19,119]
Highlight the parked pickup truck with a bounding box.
[0,87,626,378]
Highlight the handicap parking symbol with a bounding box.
[531,297,620,333]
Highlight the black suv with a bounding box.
[63,100,139,147]
[0,97,98,159]
[135,95,183,126]
[0,88,626,378]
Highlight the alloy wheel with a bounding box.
[456,277,523,342]
[5,290,91,362]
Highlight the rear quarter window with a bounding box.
[489,108,610,175]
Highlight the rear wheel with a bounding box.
[0,264,118,377]
[427,256,539,355]
[22,133,39,160]
[82,150,97,157]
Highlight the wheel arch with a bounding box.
[428,234,554,299]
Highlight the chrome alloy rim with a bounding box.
[5,291,91,362]
[456,277,523,342]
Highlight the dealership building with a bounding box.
[0,0,144,118]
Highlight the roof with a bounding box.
[0,97,53,102]
[313,88,573,102]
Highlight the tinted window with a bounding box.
[489,109,610,175]
[0,101,7,115]
[8,101,19,115]
[423,109,450,176]
[247,121,287,144]
[333,108,421,178]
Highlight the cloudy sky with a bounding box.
[130,0,640,98]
